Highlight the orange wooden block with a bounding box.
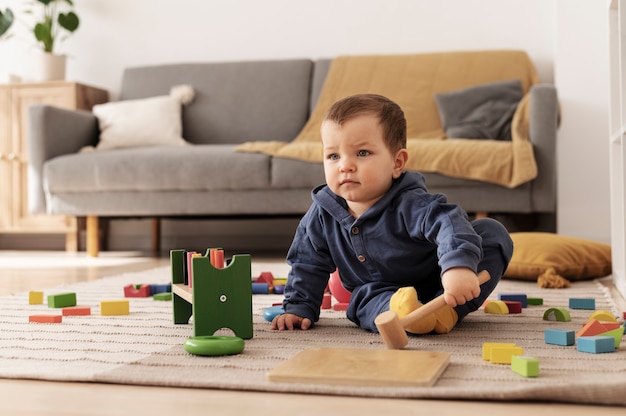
[577,319,608,337]
[29,314,62,323]
[62,306,92,316]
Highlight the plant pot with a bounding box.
[28,50,66,82]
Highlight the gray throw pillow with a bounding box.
[434,79,523,141]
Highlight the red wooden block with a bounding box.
[577,319,608,337]
[584,321,621,332]
[255,271,275,286]
[503,300,523,314]
[186,251,198,288]
[29,314,62,323]
[333,302,349,311]
[321,293,332,309]
[62,306,92,316]
[124,284,151,298]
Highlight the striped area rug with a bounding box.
[0,264,624,405]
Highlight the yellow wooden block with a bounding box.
[100,299,130,316]
[589,310,617,322]
[491,346,524,364]
[29,291,44,305]
[484,300,509,314]
[482,342,516,360]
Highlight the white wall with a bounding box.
[554,0,611,242]
[2,0,556,93]
[0,0,614,248]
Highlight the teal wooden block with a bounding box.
[569,298,595,310]
[47,292,77,308]
[544,328,575,346]
[577,336,615,353]
[511,355,539,377]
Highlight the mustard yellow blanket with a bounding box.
[237,51,540,188]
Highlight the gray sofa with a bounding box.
[28,56,559,256]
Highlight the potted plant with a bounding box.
[25,0,80,81]
[0,7,14,40]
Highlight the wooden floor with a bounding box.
[0,250,624,416]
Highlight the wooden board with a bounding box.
[267,347,450,387]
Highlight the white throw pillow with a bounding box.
[93,85,194,150]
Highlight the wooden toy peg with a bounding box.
[375,270,490,349]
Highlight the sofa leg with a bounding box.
[474,212,488,219]
[86,216,100,257]
[65,218,78,252]
[151,218,161,257]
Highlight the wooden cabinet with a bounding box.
[0,81,108,250]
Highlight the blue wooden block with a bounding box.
[577,336,615,353]
[263,305,284,322]
[544,328,575,346]
[252,283,270,294]
[150,283,172,295]
[569,298,595,310]
[498,293,527,308]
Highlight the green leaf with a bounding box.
[34,21,54,52]
[58,11,79,32]
[0,8,14,38]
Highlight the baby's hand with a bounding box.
[441,267,481,307]
[271,313,312,330]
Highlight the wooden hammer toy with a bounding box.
[375,270,491,349]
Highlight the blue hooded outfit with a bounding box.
[282,171,513,332]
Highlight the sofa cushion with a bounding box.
[271,158,325,189]
[92,85,194,150]
[119,60,314,145]
[44,145,271,193]
[434,79,523,141]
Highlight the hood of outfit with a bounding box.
[283,171,484,324]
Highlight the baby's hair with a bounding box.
[322,94,407,153]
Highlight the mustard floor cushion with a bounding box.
[504,232,612,282]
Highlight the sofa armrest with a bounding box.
[528,84,559,213]
[28,104,99,214]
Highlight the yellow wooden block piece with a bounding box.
[482,342,517,360]
[100,299,130,316]
[491,345,524,364]
[589,310,617,322]
[29,291,44,305]
[484,300,509,314]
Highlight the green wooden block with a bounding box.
[154,292,172,301]
[171,249,193,325]
[511,355,539,377]
[527,297,543,305]
[47,292,77,308]
[543,307,571,322]
[192,253,253,339]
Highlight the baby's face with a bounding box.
[321,114,405,218]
